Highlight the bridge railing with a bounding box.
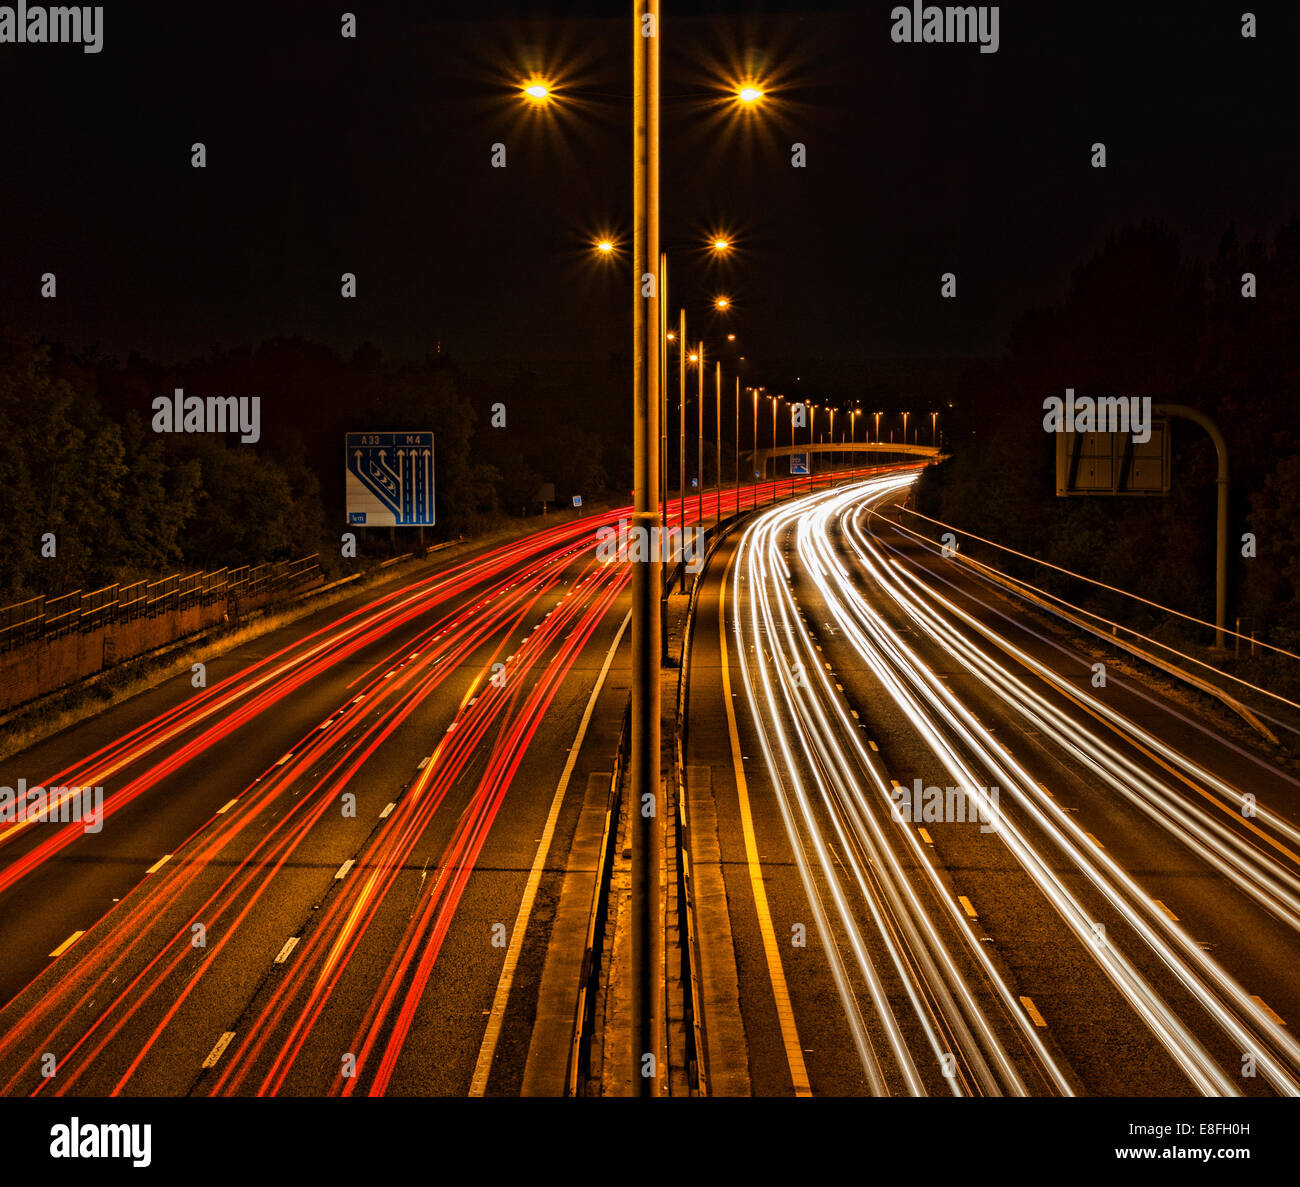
[0,555,322,653]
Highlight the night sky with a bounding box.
[0,0,1295,368]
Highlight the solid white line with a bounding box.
[274,936,300,964]
[469,608,631,1097]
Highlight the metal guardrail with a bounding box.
[0,555,323,652]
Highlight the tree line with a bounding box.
[0,333,626,603]
[916,217,1300,676]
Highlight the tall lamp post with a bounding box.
[734,376,740,516]
[630,0,661,1098]
[714,360,722,528]
[660,255,668,551]
[770,394,779,505]
[679,326,689,592]
[697,340,704,530]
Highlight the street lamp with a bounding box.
[522,78,553,104]
[714,295,731,311]
[697,340,705,529]
[715,359,722,529]
[770,394,779,505]
[734,375,740,517]
[678,311,687,593]
[630,2,660,1098]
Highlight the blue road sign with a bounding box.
[572,495,583,507]
[790,452,809,475]
[346,432,435,526]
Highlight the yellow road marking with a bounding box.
[918,828,933,844]
[958,895,978,918]
[1153,899,1179,921]
[1084,832,1104,849]
[145,854,172,875]
[201,1031,236,1069]
[49,931,84,958]
[1251,996,1286,1026]
[1020,996,1047,1027]
[720,548,812,1098]
[217,798,238,814]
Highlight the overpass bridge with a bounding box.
[751,440,941,478]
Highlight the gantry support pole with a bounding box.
[1155,403,1230,649]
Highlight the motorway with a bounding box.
[0,510,638,1096]
[8,461,1294,1099]
[0,471,846,1098]
[685,471,1300,1096]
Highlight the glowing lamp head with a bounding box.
[713,238,730,251]
[689,352,699,363]
[737,85,764,104]
[522,79,552,103]
[595,240,614,254]
[714,296,730,310]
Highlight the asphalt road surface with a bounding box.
[0,472,835,1098]
[685,470,1300,1097]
